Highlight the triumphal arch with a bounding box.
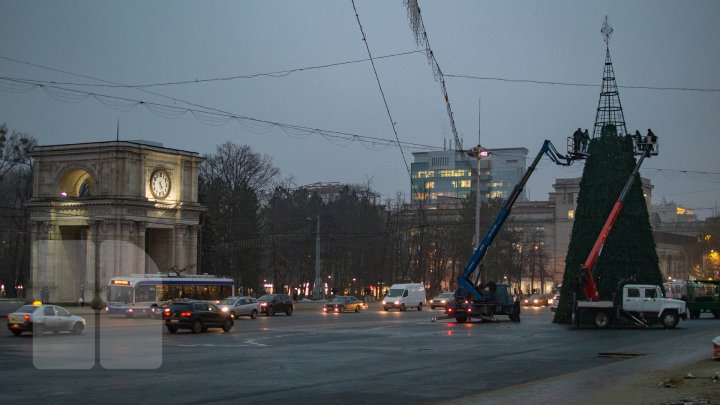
[27,141,205,304]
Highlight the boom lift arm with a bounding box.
[457,140,576,301]
[579,136,658,301]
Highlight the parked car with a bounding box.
[429,292,455,310]
[323,296,365,313]
[258,293,295,316]
[163,300,233,333]
[7,303,86,336]
[219,296,260,319]
[523,294,551,307]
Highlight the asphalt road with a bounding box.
[2,305,718,404]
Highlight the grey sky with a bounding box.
[1,1,718,218]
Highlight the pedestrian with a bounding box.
[581,129,590,152]
[78,296,84,307]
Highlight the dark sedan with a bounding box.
[163,300,233,333]
[258,293,295,316]
[322,296,366,313]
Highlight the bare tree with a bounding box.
[199,142,280,294]
[0,123,36,297]
[200,141,279,193]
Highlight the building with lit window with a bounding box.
[410,147,529,205]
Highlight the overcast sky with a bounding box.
[1,1,718,218]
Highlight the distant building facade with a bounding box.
[302,182,381,205]
[410,147,529,204]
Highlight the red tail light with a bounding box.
[179,312,192,317]
[24,314,30,322]
[163,309,171,317]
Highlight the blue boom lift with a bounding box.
[446,139,579,323]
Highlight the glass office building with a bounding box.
[410,147,528,205]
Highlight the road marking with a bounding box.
[174,341,267,348]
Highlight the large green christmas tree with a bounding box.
[553,128,663,323]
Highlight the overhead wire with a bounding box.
[0,51,422,89]
[0,76,442,152]
[445,73,720,93]
[351,0,410,176]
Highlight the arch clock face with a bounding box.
[150,169,171,199]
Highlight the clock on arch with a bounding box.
[149,168,171,199]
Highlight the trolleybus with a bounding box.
[105,273,235,317]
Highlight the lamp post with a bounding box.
[701,234,711,278]
[467,145,489,252]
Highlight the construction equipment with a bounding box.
[446,139,578,323]
[572,134,687,328]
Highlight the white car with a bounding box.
[219,296,260,319]
[7,303,86,336]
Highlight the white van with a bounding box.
[382,283,426,311]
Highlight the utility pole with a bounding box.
[313,216,322,300]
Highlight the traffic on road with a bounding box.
[3,300,718,404]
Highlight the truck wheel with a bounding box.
[400,304,406,312]
[417,303,422,311]
[383,306,388,311]
[594,311,611,329]
[712,309,720,319]
[455,316,467,323]
[661,310,679,329]
[689,309,700,319]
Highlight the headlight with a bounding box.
[440,300,446,304]
[221,307,229,312]
[394,300,400,305]
[382,300,386,305]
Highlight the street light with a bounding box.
[467,145,489,254]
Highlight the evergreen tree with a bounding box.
[554,128,662,323]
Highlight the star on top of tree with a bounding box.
[601,16,613,46]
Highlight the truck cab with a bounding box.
[575,283,687,329]
[621,285,685,318]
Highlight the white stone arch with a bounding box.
[55,163,98,198]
